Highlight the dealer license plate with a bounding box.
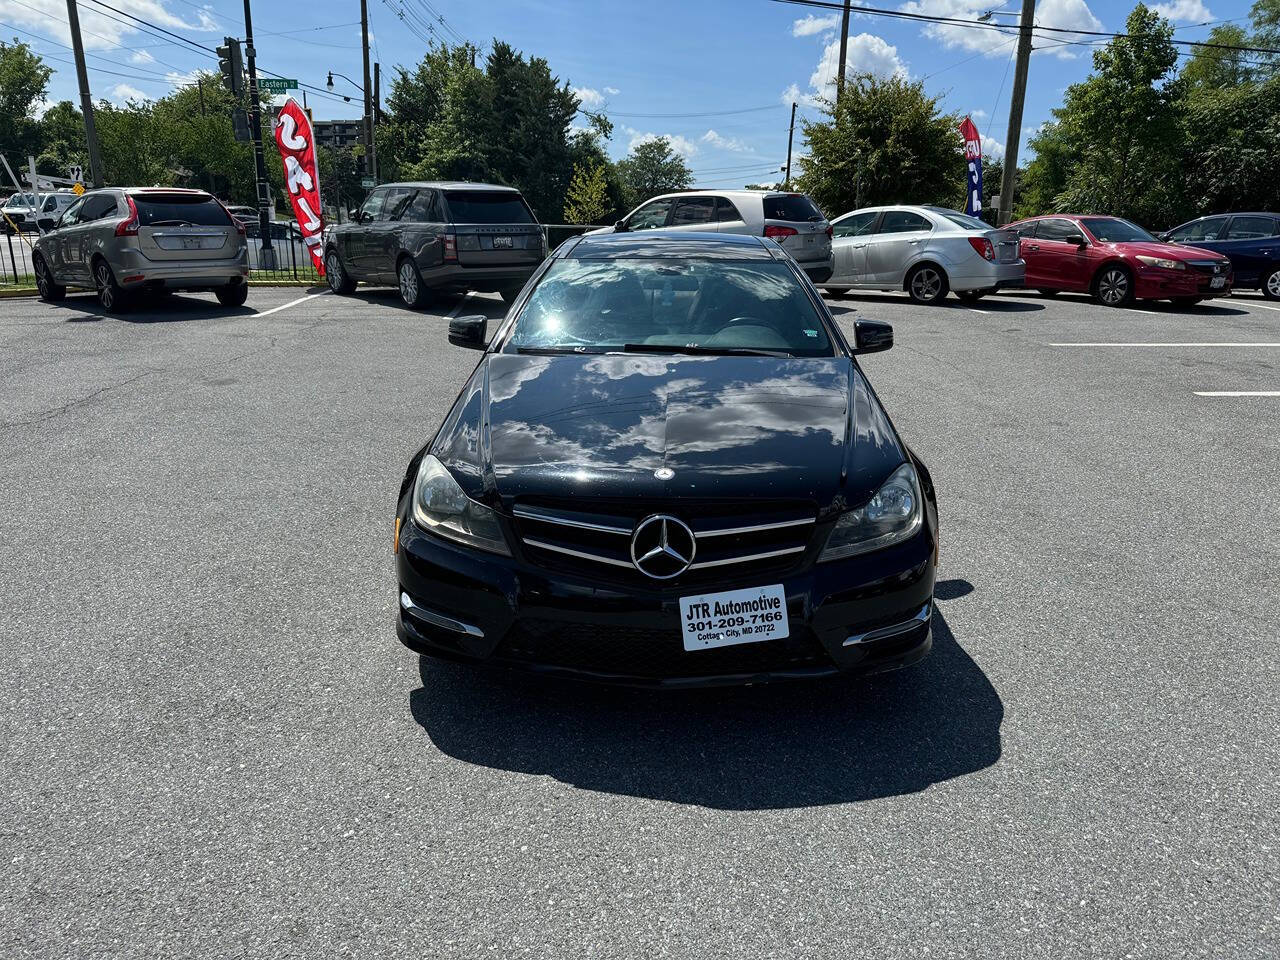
[1210,276,1225,289]
[679,583,789,651]
[492,235,513,249]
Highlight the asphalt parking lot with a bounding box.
[2,283,1277,958]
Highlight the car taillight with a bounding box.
[968,236,995,261]
[115,196,139,237]
[825,225,833,239]
[764,225,798,240]
[442,233,457,262]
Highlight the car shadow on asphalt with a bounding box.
[408,578,1002,809]
[55,292,256,323]
[826,295,1045,314]
[1002,291,1251,315]
[335,287,508,318]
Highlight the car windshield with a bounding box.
[6,193,35,207]
[1081,217,1156,243]
[506,258,833,357]
[932,208,989,231]
[444,191,534,224]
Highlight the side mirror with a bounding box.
[37,217,57,232]
[853,319,893,354]
[1064,232,1087,247]
[1158,232,1172,242]
[348,209,361,223]
[448,314,488,347]
[614,219,628,232]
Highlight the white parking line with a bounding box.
[1049,342,1280,347]
[253,291,329,317]
[1243,301,1280,313]
[1194,391,1280,397]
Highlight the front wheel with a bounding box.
[1093,265,1133,307]
[1263,267,1280,301]
[216,283,249,307]
[906,264,949,305]
[33,254,65,302]
[325,249,356,294]
[397,258,430,308]
[93,259,128,313]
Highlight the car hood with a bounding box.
[1112,240,1229,262]
[431,353,905,512]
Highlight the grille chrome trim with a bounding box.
[843,602,931,647]
[522,538,637,568]
[688,545,807,570]
[513,506,631,536]
[695,517,815,539]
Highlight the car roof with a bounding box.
[563,231,777,260]
[380,181,520,192]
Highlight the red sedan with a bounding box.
[1007,214,1233,307]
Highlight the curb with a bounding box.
[0,281,326,299]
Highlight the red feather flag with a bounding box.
[272,97,325,275]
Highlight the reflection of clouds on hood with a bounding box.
[491,419,663,471]
[488,355,553,403]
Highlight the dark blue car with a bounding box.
[1160,213,1280,300]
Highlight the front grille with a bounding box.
[511,498,818,588]
[1187,260,1226,276]
[498,619,832,679]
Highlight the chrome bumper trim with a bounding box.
[399,591,485,638]
[843,601,932,648]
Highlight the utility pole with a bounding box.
[373,61,381,180]
[998,0,1036,226]
[836,0,852,104]
[784,101,797,189]
[66,0,104,187]
[242,0,274,268]
[360,0,375,183]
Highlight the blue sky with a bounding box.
[5,0,1260,185]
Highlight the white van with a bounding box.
[2,191,79,233]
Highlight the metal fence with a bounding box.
[0,223,603,289]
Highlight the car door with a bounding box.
[714,196,745,234]
[624,198,675,232]
[396,187,444,268]
[53,197,88,284]
[73,193,120,283]
[1215,215,1278,287]
[865,209,932,285]
[1027,218,1089,291]
[344,187,388,276]
[829,210,879,284]
[1165,216,1229,249]
[1012,221,1045,285]
[666,196,717,233]
[366,186,414,280]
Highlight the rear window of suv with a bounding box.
[132,194,232,227]
[762,194,823,222]
[444,191,535,224]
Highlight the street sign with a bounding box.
[68,164,83,183]
[72,182,85,196]
[360,177,375,188]
[258,78,297,94]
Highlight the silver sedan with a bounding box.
[820,205,1024,304]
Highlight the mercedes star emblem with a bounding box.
[630,514,696,579]
[654,467,675,480]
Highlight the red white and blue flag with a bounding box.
[959,116,983,218]
[273,97,325,274]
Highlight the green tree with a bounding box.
[793,73,962,216]
[562,161,609,223]
[1046,5,1184,223]
[36,100,88,178]
[1180,72,1280,219]
[1181,24,1252,90]
[615,137,693,210]
[0,39,53,162]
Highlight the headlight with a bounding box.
[411,454,511,555]
[819,462,923,562]
[1136,255,1185,271]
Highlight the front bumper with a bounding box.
[1134,266,1232,300]
[951,259,1025,292]
[395,518,936,687]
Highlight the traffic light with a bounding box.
[216,37,243,97]
[231,108,251,143]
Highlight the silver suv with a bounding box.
[32,188,250,311]
[594,190,833,283]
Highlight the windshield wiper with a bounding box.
[621,343,793,358]
[514,345,607,355]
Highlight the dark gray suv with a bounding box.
[323,181,546,307]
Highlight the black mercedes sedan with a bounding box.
[394,231,939,686]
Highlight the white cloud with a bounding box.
[572,86,605,107]
[129,50,156,65]
[969,108,988,119]
[782,33,907,106]
[898,0,1103,60]
[628,131,698,157]
[701,129,752,153]
[6,0,219,50]
[1149,0,1213,21]
[792,13,840,36]
[604,86,620,95]
[111,83,148,103]
[980,134,1005,159]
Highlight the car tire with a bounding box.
[216,283,249,307]
[1263,267,1280,301]
[92,258,129,313]
[397,257,430,308]
[956,288,991,302]
[906,264,949,305]
[33,254,66,302]
[1038,288,1060,297]
[822,287,851,298]
[325,249,356,294]
[1092,265,1134,307]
